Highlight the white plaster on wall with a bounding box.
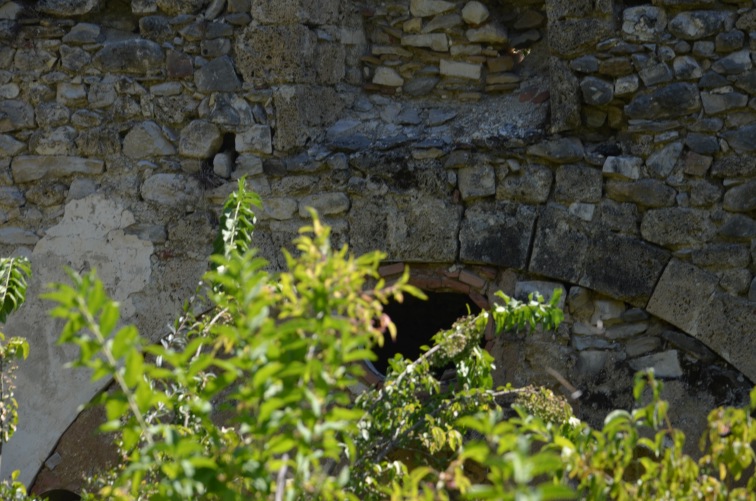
[1,194,153,486]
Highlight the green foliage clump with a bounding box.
[1,180,756,500]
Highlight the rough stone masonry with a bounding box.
[0,0,753,492]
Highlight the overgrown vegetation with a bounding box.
[1,180,755,499]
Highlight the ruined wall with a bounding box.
[0,0,753,490]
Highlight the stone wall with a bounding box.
[0,0,753,489]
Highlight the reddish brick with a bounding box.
[441,277,471,294]
[410,276,443,290]
[476,266,498,280]
[443,268,460,278]
[532,90,550,104]
[459,269,486,289]
[379,262,405,277]
[469,290,489,310]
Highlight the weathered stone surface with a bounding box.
[623,6,667,41]
[0,186,25,208]
[372,66,403,87]
[0,134,24,156]
[30,126,77,156]
[686,132,719,155]
[711,155,755,178]
[461,1,489,25]
[642,208,715,247]
[629,350,683,378]
[555,164,602,203]
[195,56,241,92]
[625,336,661,357]
[92,40,164,74]
[668,11,733,40]
[723,180,756,213]
[403,76,440,96]
[605,321,648,339]
[549,57,581,132]
[410,0,455,18]
[401,33,449,51]
[692,243,751,269]
[673,55,702,79]
[712,49,752,75]
[722,123,756,152]
[460,201,537,269]
[458,164,495,200]
[646,141,683,178]
[0,227,40,245]
[689,179,722,207]
[527,137,584,163]
[179,120,221,158]
[76,127,121,157]
[273,85,344,151]
[141,173,201,205]
[11,155,104,183]
[515,280,566,309]
[0,100,34,132]
[123,121,175,158]
[235,125,272,155]
[625,83,700,119]
[701,91,748,114]
[693,292,756,382]
[62,22,101,44]
[496,164,552,204]
[298,192,349,217]
[718,214,756,240]
[602,156,642,180]
[581,231,670,306]
[606,179,676,207]
[349,196,461,262]
[615,74,639,96]
[580,76,613,105]
[250,0,340,24]
[466,23,507,44]
[548,18,613,57]
[156,0,206,15]
[3,194,158,486]
[529,207,588,284]
[38,0,101,16]
[238,24,345,84]
[647,259,719,333]
[439,59,481,80]
[262,197,297,220]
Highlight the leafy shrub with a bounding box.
[3,180,756,499]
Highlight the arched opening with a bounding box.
[372,291,482,376]
[40,489,81,501]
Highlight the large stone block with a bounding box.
[548,57,580,132]
[641,208,715,247]
[37,0,101,16]
[251,0,341,25]
[692,292,756,382]
[647,259,719,334]
[273,85,345,151]
[349,195,461,263]
[529,206,590,284]
[92,39,164,74]
[460,201,537,269]
[124,121,176,159]
[625,82,700,119]
[547,18,613,57]
[555,164,602,203]
[581,232,670,307]
[11,155,104,183]
[236,24,344,86]
[496,164,552,204]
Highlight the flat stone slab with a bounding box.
[11,155,104,183]
[530,207,670,306]
[460,201,537,269]
[647,259,719,334]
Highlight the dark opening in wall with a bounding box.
[372,291,482,375]
[40,490,81,501]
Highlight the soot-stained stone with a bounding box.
[625,82,700,119]
[460,201,537,269]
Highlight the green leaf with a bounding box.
[0,257,31,323]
